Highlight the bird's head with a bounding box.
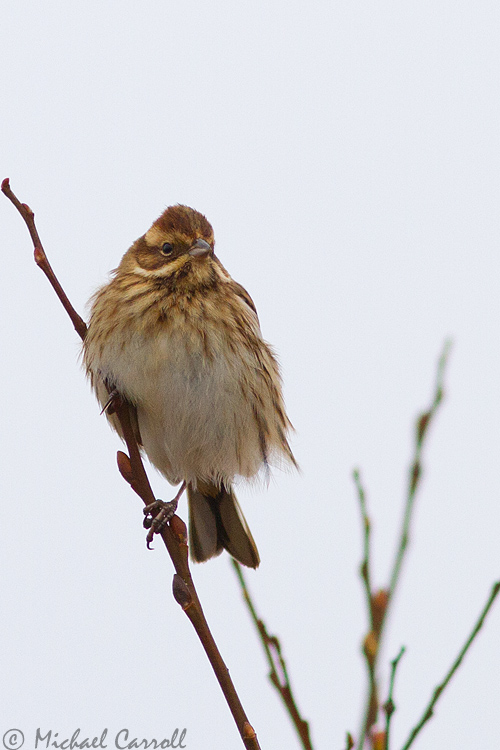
[119,205,216,278]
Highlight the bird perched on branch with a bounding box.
[83,204,296,567]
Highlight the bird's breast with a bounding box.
[85,281,275,485]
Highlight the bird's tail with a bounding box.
[187,481,260,568]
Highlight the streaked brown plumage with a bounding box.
[83,204,296,567]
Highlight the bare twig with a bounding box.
[3,178,261,750]
[354,470,382,748]
[356,341,451,747]
[2,178,87,339]
[388,341,451,600]
[401,582,500,750]
[383,646,405,750]
[354,470,373,629]
[355,471,388,748]
[232,559,313,750]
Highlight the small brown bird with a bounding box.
[83,205,296,567]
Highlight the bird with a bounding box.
[83,204,297,567]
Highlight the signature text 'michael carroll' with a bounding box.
[34,729,187,750]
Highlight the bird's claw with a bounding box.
[143,499,178,548]
[100,388,122,415]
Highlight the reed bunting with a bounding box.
[83,205,296,567]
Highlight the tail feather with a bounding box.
[187,482,260,568]
[188,488,222,563]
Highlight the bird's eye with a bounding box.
[161,242,174,256]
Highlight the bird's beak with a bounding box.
[188,238,211,258]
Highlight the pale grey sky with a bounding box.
[1,1,499,748]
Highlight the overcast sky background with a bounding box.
[1,2,499,749]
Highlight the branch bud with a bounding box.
[242,722,257,740]
[409,459,421,494]
[416,411,430,444]
[363,631,378,666]
[172,573,193,610]
[371,589,389,635]
[170,514,188,543]
[371,730,386,750]
[117,451,134,484]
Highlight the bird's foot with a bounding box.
[100,388,122,415]
[143,499,178,548]
[143,481,186,549]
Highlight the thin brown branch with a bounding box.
[401,582,500,750]
[232,559,313,750]
[4,179,261,750]
[2,177,88,340]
